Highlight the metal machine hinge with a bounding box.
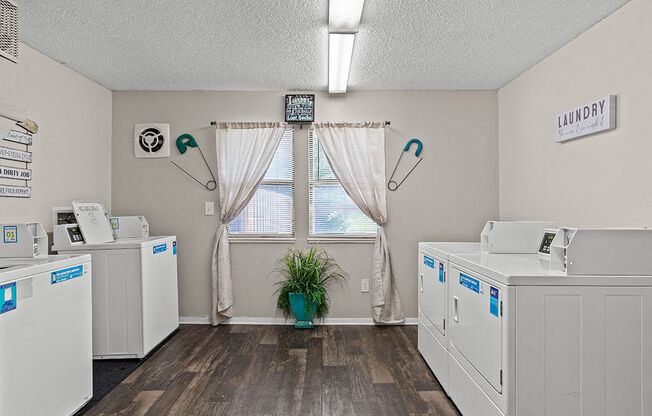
[500,301,503,316]
[443,271,446,282]
[443,318,446,330]
[500,370,503,385]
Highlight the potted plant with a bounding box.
[273,246,348,328]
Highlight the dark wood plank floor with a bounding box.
[83,325,460,416]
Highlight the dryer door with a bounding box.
[449,265,503,393]
[419,251,446,337]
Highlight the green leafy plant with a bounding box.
[272,246,349,319]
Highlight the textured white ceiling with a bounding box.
[13,0,629,91]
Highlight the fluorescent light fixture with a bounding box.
[329,0,364,33]
[329,33,355,94]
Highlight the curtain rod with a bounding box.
[210,120,390,126]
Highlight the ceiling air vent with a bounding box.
[0,0,18,63]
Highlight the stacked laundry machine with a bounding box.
[419,222,652,416]
[0,222,93,415]
[418,221,550,392]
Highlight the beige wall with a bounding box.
[112,91,498,319]
[498,0,650,227]
[4,0,645,321]
[0,44,112,230]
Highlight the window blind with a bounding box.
[308,129,377,237]
[230,129,294,236]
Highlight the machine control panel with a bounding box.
[66,225,85,244]
[538,231,556,255]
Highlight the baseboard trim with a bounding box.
[179,316,417,326]
[179,316,212,324]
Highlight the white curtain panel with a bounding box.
[212,122,286,325]
[313,122,405,324]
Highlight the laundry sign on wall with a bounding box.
[0,146,32,163]
[0,117,37,198]
[555,95,616,143]
[0,165,31,180]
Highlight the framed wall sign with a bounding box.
[0,165,31,180]
[0,184,31,198]
[0,146,32,163]
[4,130,32,145]
[285,94,315,123]
[555,95,616,142]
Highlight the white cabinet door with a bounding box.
[419,251,447,337]
[449,265,503,393]
[515,285,652,416]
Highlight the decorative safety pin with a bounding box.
[387,139,423,191]
[170,134,217,191]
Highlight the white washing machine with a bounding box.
[441,228,652,416]
[0,223,93,416]
[52,202,179,359]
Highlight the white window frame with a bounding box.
[230,129,295,243]
[308,129,376,243]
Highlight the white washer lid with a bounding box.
[72,200,115,244]
[53,236,175,251]
[419,242,481,260]
[0,259,39,284]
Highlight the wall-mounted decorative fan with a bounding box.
[134,123,170,158]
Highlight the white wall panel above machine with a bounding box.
[551,227,652,275]
[480,220,553,253]
[110,215,149,239]
[0,222,47,257]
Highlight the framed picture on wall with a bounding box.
[285,94,315,123]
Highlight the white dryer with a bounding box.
[0,246,92,415]
[418,242,481,390]
[418,221,550,391]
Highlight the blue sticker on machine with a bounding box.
[0,282,16,314]
[173,241,177,255]
[3,225,17,244]
[51,265,83,285]
[423,255,434,268]
[490,286,499,317]
[153,243,167,254]
[439,263,444,283]
[459,274,479,293]
[110,217,119,229]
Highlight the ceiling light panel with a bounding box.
[328,0,365,33]
[328,33,355,93]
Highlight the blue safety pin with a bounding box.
[387,139,423,191]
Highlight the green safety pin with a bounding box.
[170,134,217,191]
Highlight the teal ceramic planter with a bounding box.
[289,293,317,328]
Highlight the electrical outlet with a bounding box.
[361,278,370,293]
[204,201,215,216]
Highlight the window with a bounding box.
[230,129,294,238]
[309,129,377,239]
